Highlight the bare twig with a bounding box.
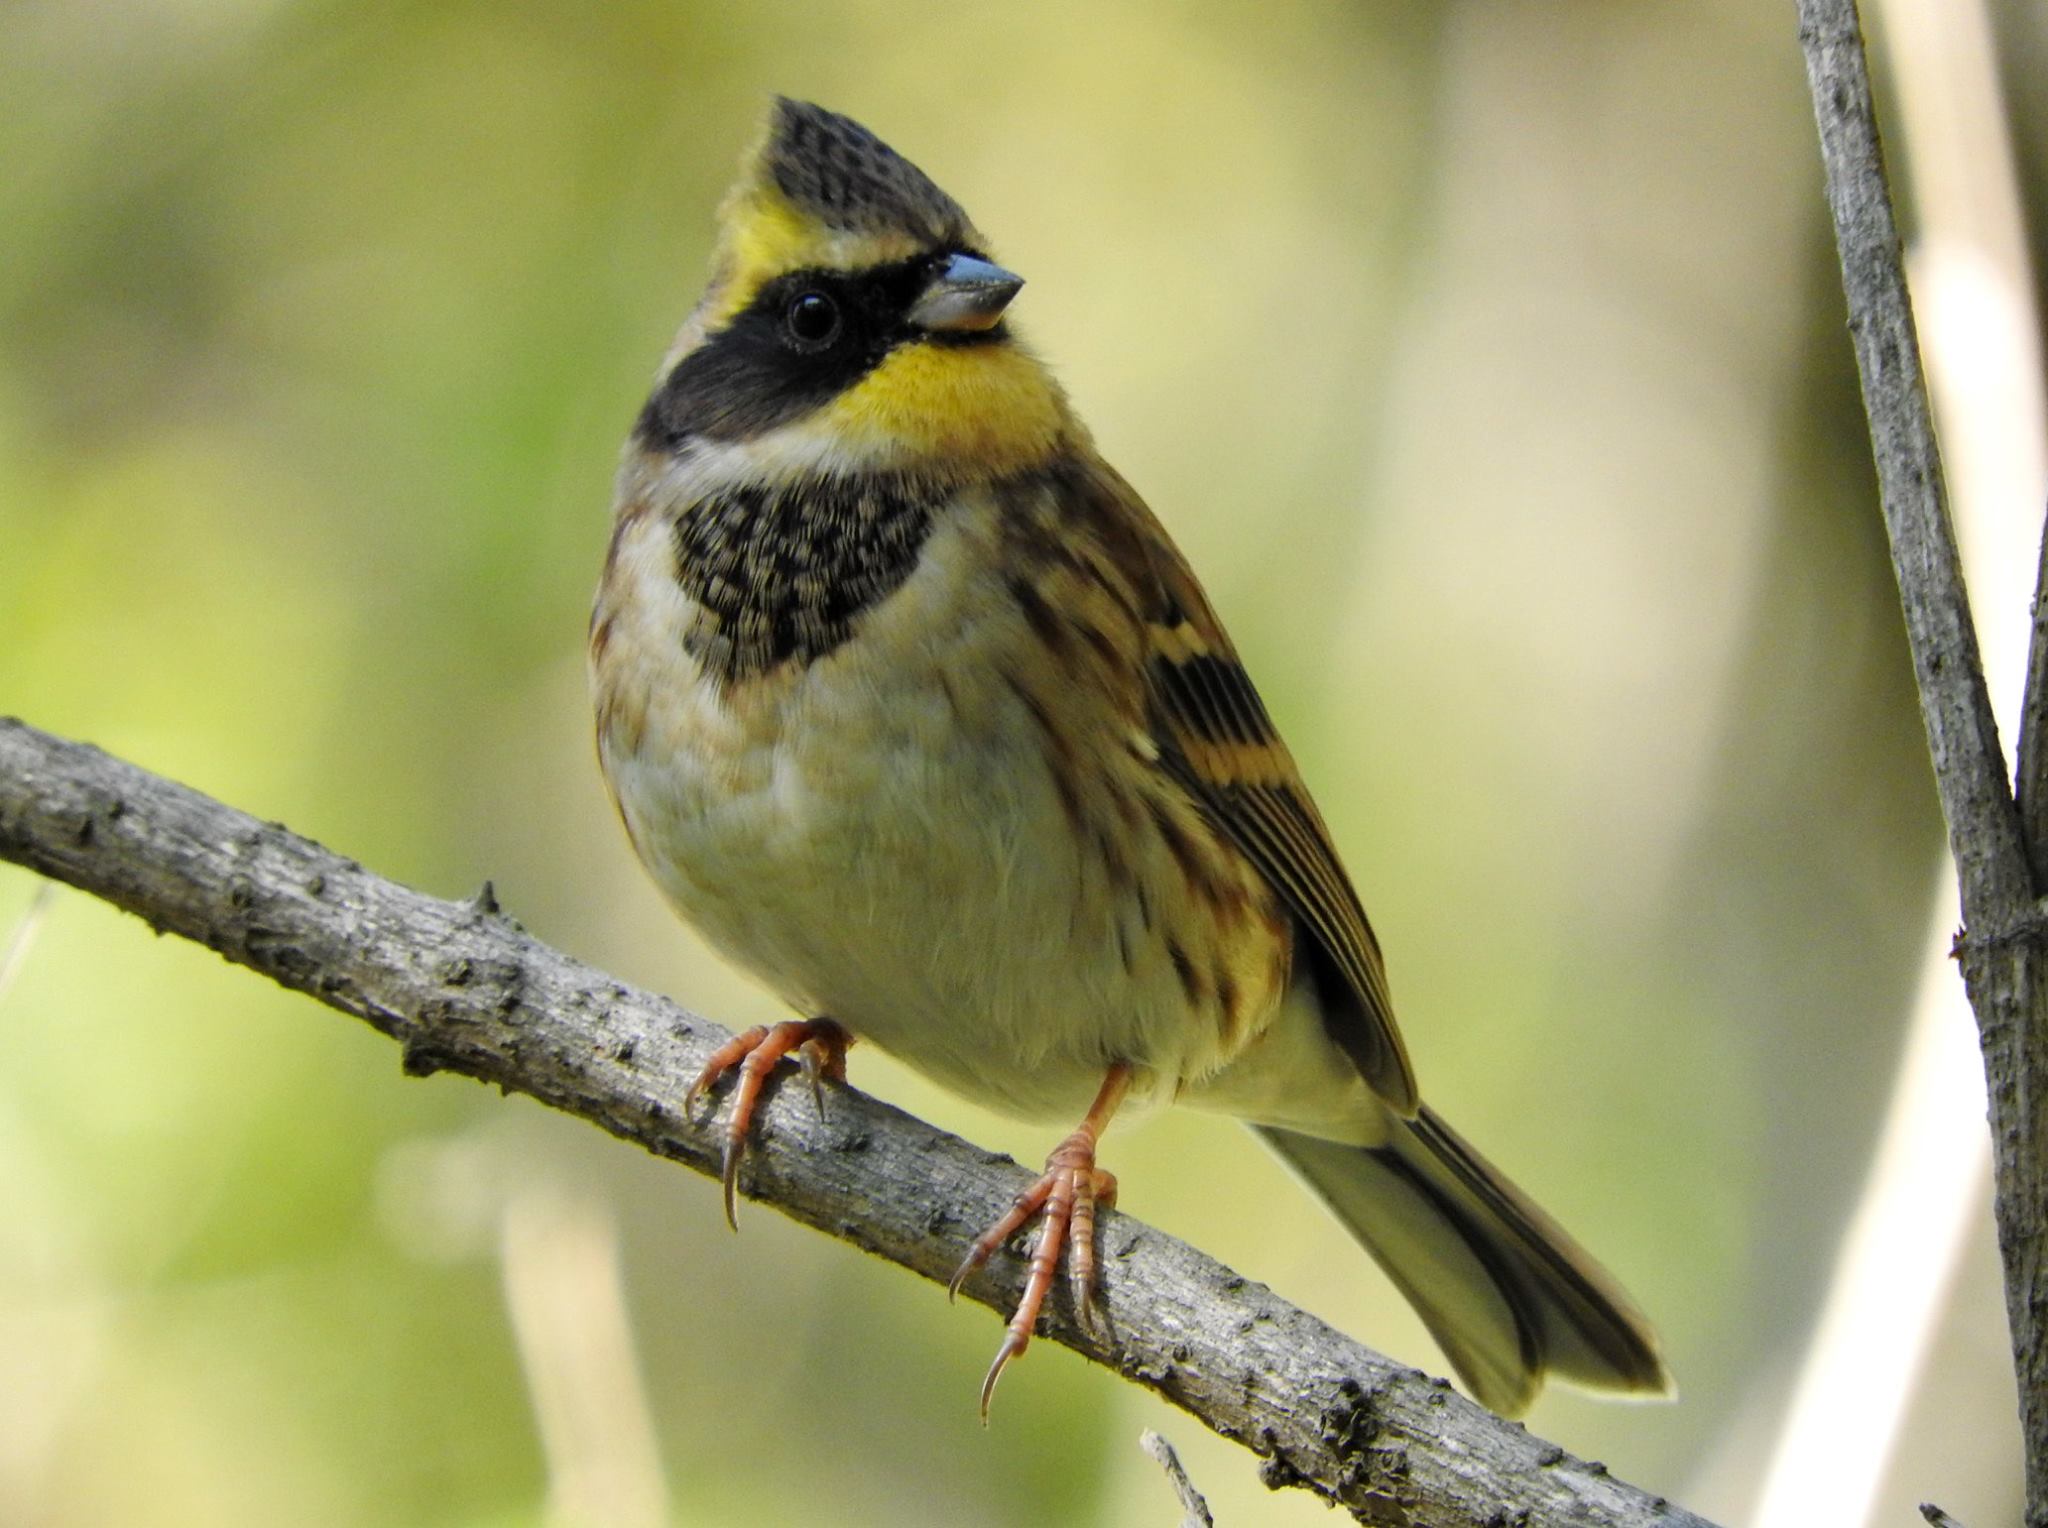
[0,716,1708,1527]
[1797,1,2048,1519]
[1140,1431,1215,1528]
[2018,502,2048,879]
[1796,0,2026,907]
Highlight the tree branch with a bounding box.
[1797,1,2048,1519]
[0,716,1705,1527]
[2017,502,2048,883]
[1140,1430,1216,1528]
[1796,0,2028,914]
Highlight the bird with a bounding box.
[588,96,1671,1420]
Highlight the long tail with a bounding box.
[1255,1107,1672,1417]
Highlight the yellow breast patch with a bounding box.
[818,339,1069,474]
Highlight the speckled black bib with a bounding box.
[671,474,936,683]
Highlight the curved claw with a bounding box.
[1067,1167,1118,1332]
[800,1032,847,1117]
[978,1330,1028,1424]
[685,1018,851,1229]
[955,1122,1122,1417]
[949,1177,1046,1305]
[949,1065,1132,1419]
[720,1131,745,1232]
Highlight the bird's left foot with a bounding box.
[948,1063,1131,1420]
[687,1017,851,1228]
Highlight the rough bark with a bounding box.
[0,716,1705,1527]
[2020,506,2048,885]
[1798,1,2048,1520]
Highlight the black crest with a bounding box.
[764,98,975,246]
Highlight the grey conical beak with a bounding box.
[908,253,1023,333]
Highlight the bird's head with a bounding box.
[635,98,1073,480]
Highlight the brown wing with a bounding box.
[1080,460,1420,1114]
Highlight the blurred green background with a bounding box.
[2,1,2039,1523]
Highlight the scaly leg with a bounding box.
[686,1017,852,1229]
[948,1063,1132,1419]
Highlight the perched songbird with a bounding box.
[590,97,1671,1419]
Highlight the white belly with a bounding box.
[595,503,1248,1121]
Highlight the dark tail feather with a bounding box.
[1255,1107,1672,1417]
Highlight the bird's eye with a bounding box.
[784,291,842,350]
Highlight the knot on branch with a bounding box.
[1949,908,2048,963]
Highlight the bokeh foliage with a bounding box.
[1,1,2032,1522]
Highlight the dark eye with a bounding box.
[784,291,842,350]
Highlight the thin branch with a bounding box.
[1140,1430,1216,1528]
[2017,500,2048,881]
[1796,0,2030,919]
[0,718,1706,1527]
[1797,1,2048,1520]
